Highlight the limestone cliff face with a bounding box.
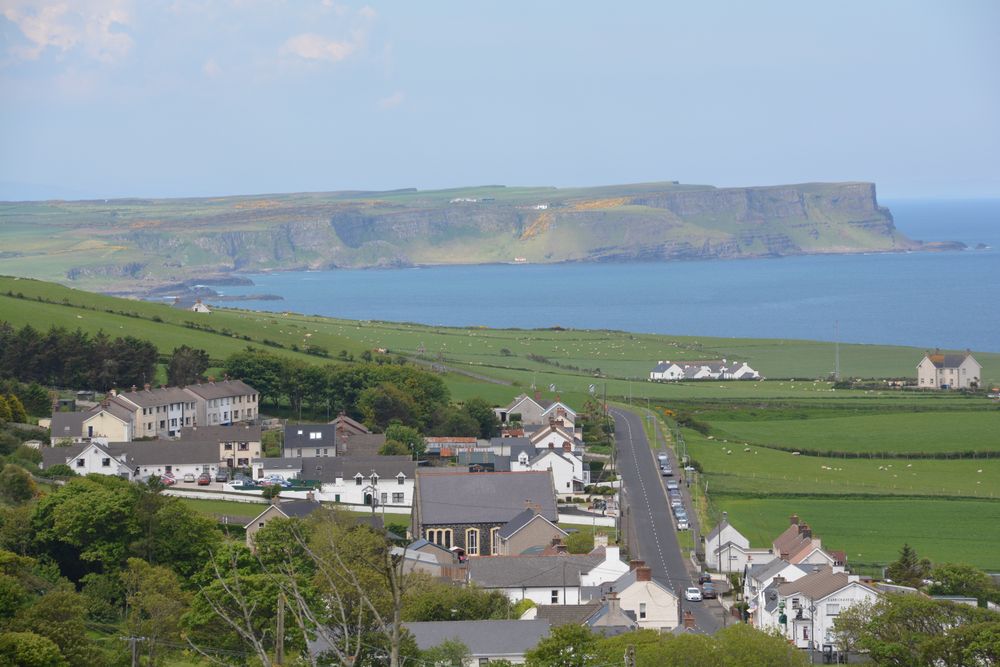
[0,180,916,288]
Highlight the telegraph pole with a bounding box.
[276,593,285,666]
[121,636,144,667]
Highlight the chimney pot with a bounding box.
[629,559,645,571]
[790,514,799,526]
[773,576,785,585]
[683,611,695,628]
[144,383,150,391]
[636,566,652,582]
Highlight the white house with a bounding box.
[300,456,417,508]
[649,359,760,382]
[757,566,880,652]
[649,361,686,381]
[43,441,133,478]
[466,554,605,605]
[41,439,221,480]
[744,560,810,626]
[917,351,982,390]
[528,424,582,454]
[600,564,680,631]
[509,446,589,496]
[705,519,777,574]
[190,299,211,313]
[578,546,630,587]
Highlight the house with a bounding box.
[649,359,760,382]
[704,517,775,573]
[283,423,338,458]
[183,379,259,426]
[495,395,577,428]
[116,386,197,438]
[244,497,322,549]
[589,562,680,631]
[299,456,416,507]
[41,439,221,481]
[744,560,810,627]
[41,441,133,478]
[527,424,582,454]
[178,423,262,470]
[327,413,371,436]
[525,596,638,635]
[190,299,211,313]
[917,351,981,389]
[49,396,135,444]
[495,508,568,556]
[509,444,589,496]
[773,515,841,567]
[466,553,605,605]
[404,620,551,666]
[412,470,558,557]
[756,565,880,652]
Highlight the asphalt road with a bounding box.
[611,407,724,634]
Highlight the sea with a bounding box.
[219,199,1000,352]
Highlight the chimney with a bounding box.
[790,514,799,526]
[683,611,695,629]
[131,385,137,393]
[144,383,151,391]
[306,490,315,502]
[606,592,621,616]
[636,566,652,582]
[773,576,785,585]
[629,559,645,571]
[799,524,812,539]
[594,533,609,548]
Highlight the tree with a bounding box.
[0,631,69,667]
[384,423,424,458]
[928,562,999,604]
[0,396,10,423]
[261,484,281,502]
[166,345,210,386]
[357,383,417,430]
[12,590,101,667]
[885,543,931,588]
[0,465,35,504]
[420,638,470,667]
[463,397,500,439]
[431,407,479,437]
[223,348,284,407]
[564,531,594,554]
[401,576,512,621]
[378,440,410,456]
[19,383,51,417]
[122,558,189,666]
[920,621,1000,666]
[715,624,810,667]
[4,395,26,423]
[525,624,599,667]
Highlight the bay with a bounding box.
[220,199,1000,352]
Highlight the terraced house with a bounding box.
[116,385,196,438]
[183,379,259,426]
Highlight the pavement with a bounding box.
[610,407,726,634]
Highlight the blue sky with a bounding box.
[1,1,998,200]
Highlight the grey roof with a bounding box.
[102,398,137,423]
[467,554,603,588]
[704,518,730,543]
[533,603,601,627]
[42,442,90,468]
[179,424,261,443]
[300,456,415,483]
[119,440,221,466]
[284,424,338,448]
[184,379,257,399]
[118,386,192,407]
[50,412,85,439]
[749,559,803,584]
[405,620,550,657]
[275,499,323,518]
[416,471,557,526]
[763,580,783,613]
[926,353,976,369]
[490,436,531,448]
[327,413,370,434]
[498,508,538,539]
[339,433,386,456]
[256,457,303,470]
[493,455,512,472]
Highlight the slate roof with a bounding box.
[118,386,192,407]
[50,412,85,440]
[925,353,976,369]
[179,424,261,442]
[119,440,220,465]
[748,559,804,584]
[404,620,551,657]
[256,457,302,471]
[327,413,370,434]
[284,424,338,449]
[467,554,603,588]
[497,508,565,540]
[533,602,601,627]
[705,518,733,543]
[274,499,323,518]
[300,456,415,483]
[102,398,137,423]
[338,433,386,456]
[416,471,557,525]
[184,379,257,399]
[777,566,867,601]
[42,442,94,468]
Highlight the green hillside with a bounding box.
[0,180,916,293]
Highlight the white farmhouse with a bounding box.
[917,351,982,389]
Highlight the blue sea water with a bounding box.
[221,199,1000,352]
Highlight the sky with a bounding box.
[1,1,998,200]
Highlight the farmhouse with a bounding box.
[917,351,981,389]
[649,359,760,381]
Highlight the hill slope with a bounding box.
[0,181,915,292]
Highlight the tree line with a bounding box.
[0,322,158,392]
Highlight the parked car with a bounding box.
[685,587,703,601]
[215,470,229,483]
[182,473,196,483]
[661,468,674,477]
[668,489,682,498]
[260,476,291,488]
[698,572,713,584]
[197,473,212,486]
[670,498,683,508]
[676,519,689,530]
[701,583,718,599]
[666,480,680,491]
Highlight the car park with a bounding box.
[182,473,196,483]
[684,587,703,601]
[701,583,718,599]
[197,473,212,486]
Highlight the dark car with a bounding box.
[701,583,718,599]
[197,472,212,486]
[215,470,229,483]
[698,572,713,584]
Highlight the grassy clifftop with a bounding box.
[0,181,915,292]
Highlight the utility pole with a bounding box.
[624,645,636,667]
[121,636,144,667]
[276,592,285,666]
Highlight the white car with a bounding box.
[677,519,689,530]
[684,587,703,601]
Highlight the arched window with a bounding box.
[465,528,480,556]
[490,527,501,556]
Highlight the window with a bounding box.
[297,429,303,435]
[334,494,341,503]
[371,474,379,485]
[237,458,249,466]
[392,492,404,503]
[826,603,840,616]
[224,442,233,451]
[551,590,559,604]
[466,528,480,556]
[297,449,302,457]
[238,443,249,451]
[310,432,321,440]
[792,597,801,609]
[76,458,85,467]
[397,474,405,485]
[102,458,111,467]
[355,475,363,486]
[322,449,328,456]
[490,527,501,555]
[159,420,165,429]
[426,529,452,549]
[639,603,647,620]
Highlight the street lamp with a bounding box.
[808,604,817,664]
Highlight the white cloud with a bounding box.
[377,90,404,110]
[1,0,134,63]
[281,32,357,63]
[202,57,222,77]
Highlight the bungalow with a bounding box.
[466,553,605,605]
[244,497,322,550]
[404,620,552,666]
[41,439,220,481]
[183,379,259,426]
[917,351,981,389]
[649,359,760,382]
[412,470,558,557]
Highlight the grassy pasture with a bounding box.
[710,411,1000,455]
[684,428,1000,499]
[716,496,1000,570]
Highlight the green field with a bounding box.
[710,411,1000,455]
[717,496,1000,570]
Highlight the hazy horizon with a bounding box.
[2,1,998,201]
